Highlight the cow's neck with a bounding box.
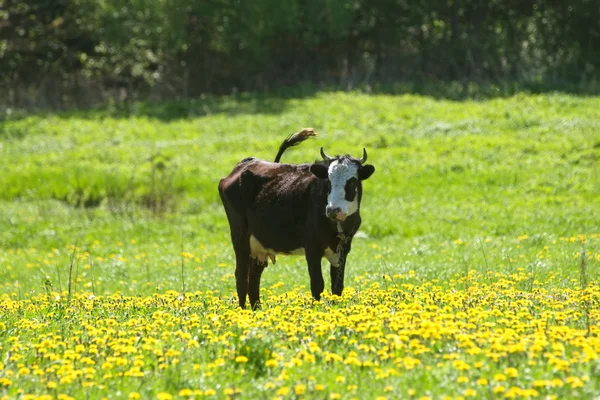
[330,212,359,237]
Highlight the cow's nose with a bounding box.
[326,206,345,221]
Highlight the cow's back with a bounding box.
[219,158,321,253]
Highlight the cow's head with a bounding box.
[310,148,375,221]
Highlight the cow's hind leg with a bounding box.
[234,244,251,309]
[228,216,250,309]
[248,258,267,310]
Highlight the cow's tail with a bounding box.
[274,128,317,163]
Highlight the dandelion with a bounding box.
[464,389,477,397]
[276,387,290,396]
[294,384,306,395]
[492,386,506,394]
[235,356,248,363]
[566,377,584,388]
[493,373,507,381]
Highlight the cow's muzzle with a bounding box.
[326,206,346,221]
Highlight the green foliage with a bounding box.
[2,1,600,113]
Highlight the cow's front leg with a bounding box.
[305,249,324,300]
[331,241,351,296]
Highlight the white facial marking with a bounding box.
[327,160,359,218]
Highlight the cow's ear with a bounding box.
[358,164,375,180]
[310,163,329,179]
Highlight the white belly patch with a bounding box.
[249,235,304,264]
[249,235,340,267]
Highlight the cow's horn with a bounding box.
[320,147,334,161]
[358,148,367,163]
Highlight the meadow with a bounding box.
[0,91,599,399]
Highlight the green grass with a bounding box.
[1,92,598,294]
[0,91,599,399]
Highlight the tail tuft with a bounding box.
[274,128,317,162]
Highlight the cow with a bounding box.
[218,128,375,309]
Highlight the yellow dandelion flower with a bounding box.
[276,387,290,396]
[566,377,584,388]
[294,384,306,395]
[265,359,278,368]
[178,389,193,397]
[492,385,506,394]
[128,393,141,400]
[235,355,249,363]
[156,393,173,400]
[493,373,507,381]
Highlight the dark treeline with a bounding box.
[1,0,599,111]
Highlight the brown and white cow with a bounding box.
[218,129,375,309]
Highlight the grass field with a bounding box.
[1,91,599,399]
